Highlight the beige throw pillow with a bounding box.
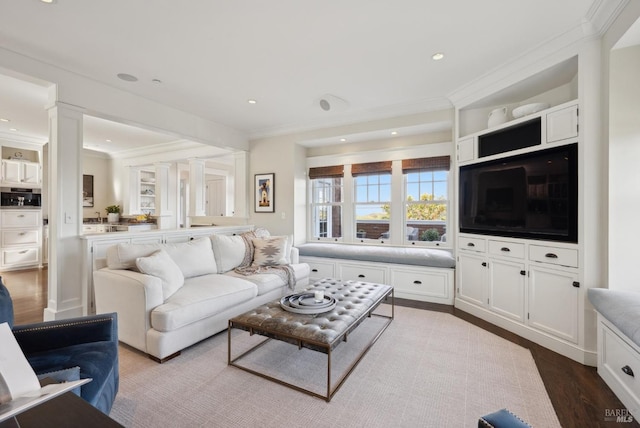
[251,236,289,266]
[136,250,184,300]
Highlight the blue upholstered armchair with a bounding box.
[0,277,119,414]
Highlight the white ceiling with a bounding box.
[0,0,635,153]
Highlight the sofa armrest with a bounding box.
[12,313,117,355]
[94,268,164,353]
[290,246,300,264]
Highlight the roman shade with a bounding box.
[308,165,344,179]
[401,156,450,173]
[351,161,392,177]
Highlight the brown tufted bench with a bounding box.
[228,278,394,401]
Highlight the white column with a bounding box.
[188,159,206,219]
[154,162,174,229]
[233,151,248,217]
[45,101,85,320]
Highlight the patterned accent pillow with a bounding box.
[251,236,288,266]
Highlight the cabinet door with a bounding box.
[488,259,526,322]
[528,265,579,343]
[457,137,475,163]
[457,252,487,306]
[546,104,578,143]
[21,162,40,185]
[2,159,21,184]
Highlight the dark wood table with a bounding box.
[1,391,123,428]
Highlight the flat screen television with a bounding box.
[459,143,578,243]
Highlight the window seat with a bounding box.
[298,243,455,269]
[588,288,640,418]
[299,243,454,304]
[588,288,640,347]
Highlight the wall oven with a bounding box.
[0,187,42,208]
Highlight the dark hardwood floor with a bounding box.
[3,270,635,427]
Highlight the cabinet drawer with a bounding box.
[1,229,39,247]
[2,247,39,267]
[1,211,40,228]
[339,263,386,284]
[601,323,640,406]
[303,259,335,280]
[529,245,578,267]
[458,236,486,253]
[391,269,450,301]
[488,240,525,259]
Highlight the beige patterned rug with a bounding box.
[109,305,560,427]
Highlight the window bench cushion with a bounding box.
[298,243,455,269]
[588,288,640,347]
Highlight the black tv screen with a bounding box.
[459,144,578,243]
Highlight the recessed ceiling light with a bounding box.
[105,139,112,143]
[432,52,445,61]
[340,138,347,142]
[40,0,55,3]
[247,99,257,105]
[151,78,162,84]
[0,118,9,122]
[391,131,398,135]
[9,128,18,132]
[117,73,138,82]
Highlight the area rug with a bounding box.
[109,305,560,427]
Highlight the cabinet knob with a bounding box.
[622,365,635,377]
[311,269,318,273]
[481,262,488,267]
[545,253,558,259]
[467,242,475,247]
[520,270,526,276]
[413,280,422,285]
[572,281,580,288]
[500,247,511,252]
[358,274,365,278]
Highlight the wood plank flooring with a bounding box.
[4,270,636,427]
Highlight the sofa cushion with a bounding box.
[106,242,160,271]
[136,250,184,300]
[151,274,257,332]
[162,237,217,278]
[252,236,289,266]
[210,234,250,273]
[225,262,309,295]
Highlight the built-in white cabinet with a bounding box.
[0,209,42,270]
[456,234,580,346]
[528,264,579,343]
[1,159,41,187]
[457,137,475,163]
[301,256,455,305]
[546,104,579,144]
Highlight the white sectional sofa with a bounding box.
[93,231,310,362]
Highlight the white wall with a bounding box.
[609,45,640,291]
[82,150,111,220]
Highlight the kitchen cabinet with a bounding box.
[1,159,41,187]
[0,209,41,270]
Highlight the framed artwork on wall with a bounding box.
[255,173,274,213]
[83,174,94,207]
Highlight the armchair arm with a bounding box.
[12,313,117,355]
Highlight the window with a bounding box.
[352,161,392,240]
[309,166,343,239]
[307,155,450,246]
[403,156,450,244]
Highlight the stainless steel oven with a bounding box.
[0,187,42,208]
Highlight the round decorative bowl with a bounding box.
[512,102,550,119]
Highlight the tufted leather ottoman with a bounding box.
[228,278,394,401]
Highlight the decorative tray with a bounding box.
[280,292,337,314]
